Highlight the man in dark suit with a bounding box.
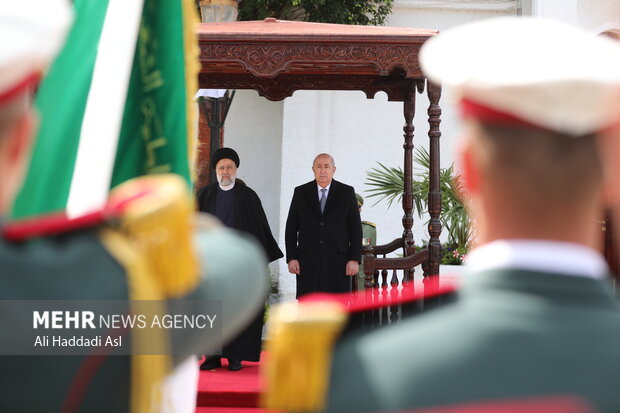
[325,17,620,413]
[285,153,362,298]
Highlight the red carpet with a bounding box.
[196,352,274,411]
[196,409,278,413]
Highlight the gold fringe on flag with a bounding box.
[181,0,200,183]
[110,174,200,298]
[100,228,170,413]
[262,301,347,413]
[101,173,201,413]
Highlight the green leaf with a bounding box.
[364,147,472,251]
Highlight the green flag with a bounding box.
[12,0,198,219]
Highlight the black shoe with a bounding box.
[200,356,221,370]
[227,358,242,371]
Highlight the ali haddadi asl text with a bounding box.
[34,335,121,348]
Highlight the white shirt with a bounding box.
[465,239,608,279]
[317,183,331,201]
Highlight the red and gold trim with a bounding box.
[300,281,457,313]
[2,184,151,242]
[0,72,41,105]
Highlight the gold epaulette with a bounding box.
[362,220,376,228]
[262,301,347,413]
[108,174,199,299]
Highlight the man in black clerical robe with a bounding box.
[196,147,283,371]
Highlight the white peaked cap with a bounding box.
[0,0,72,102]
[420,17,620,136]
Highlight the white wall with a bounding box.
[391,0,517,29]
[533,0,620,32]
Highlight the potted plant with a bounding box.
[365,147,472,265]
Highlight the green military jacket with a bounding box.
[0,217,267,412]
[327,268,620,413]
[357,221,376,291]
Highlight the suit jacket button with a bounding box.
[320,222,324,226]
[320,240,324,244]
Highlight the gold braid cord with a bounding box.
[263,301,347,413]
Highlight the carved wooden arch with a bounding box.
[197,19,443,285]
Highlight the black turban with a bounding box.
[212,147,240,169]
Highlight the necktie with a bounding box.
[319,188,327,213]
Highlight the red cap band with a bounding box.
[0,72,41,105]
[460,98,545,130]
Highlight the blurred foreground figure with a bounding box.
[0,2,267,412]
[321,17,620,413]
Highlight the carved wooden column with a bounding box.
[402,83,416,266]
[194,94,232,193]
[195,106,213,193]
[363,245,375,289]
[426,80,442,277]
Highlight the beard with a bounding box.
[217,174,236,187]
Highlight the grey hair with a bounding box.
[313,153,335,167]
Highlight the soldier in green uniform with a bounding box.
[323,18,620,413]
[0,2,268,412]
[355,193,376,291]
[264,17,620,413]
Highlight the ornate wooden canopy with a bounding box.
[198,19,438,101]
[197,19,443,287]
